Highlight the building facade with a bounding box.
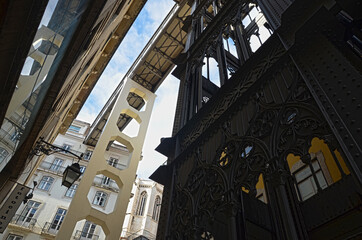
[0,0,147,220]
[121,179,163,240]
[0,119,132,240]
[151,0,362,239]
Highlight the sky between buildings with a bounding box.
[77,0,178,179]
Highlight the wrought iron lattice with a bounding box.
[152,0,362,239]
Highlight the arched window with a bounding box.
[152,196,161,221]
[136,191,147,216]
[92,191,107,207]
[0,147,9,164]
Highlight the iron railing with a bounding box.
[0,126,17,150]
[93,175,119,191]
[39,160,120,191]
[51,143,85,159]
[10,214,37,230]
[39,160,66,175]
[42,222,61,235]
[73,230,99,240]
[106,159,127,170]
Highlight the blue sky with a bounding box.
[78,0,179,179]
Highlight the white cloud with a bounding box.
[77,105,98,123]
[143,1,176,34]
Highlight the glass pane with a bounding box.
[316,171,328,189]
[68,125,81,132]
[295,166,312,182]
[0,0,91,162]
[312,161,321,171]
[249,7,259,19]
[298,178,316,201]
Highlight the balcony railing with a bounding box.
[73,230,99,240]
[106,159,127,170]
[52,143,85,159]
[39,161,66,175]
[10,214,37,230]
[0,126,18,150]
[93,175,119,191]
[39,161,120,191]
[42,222,61,235]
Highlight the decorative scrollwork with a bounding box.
[281,108,299,125]
[198,181,225,216]
[180,40,285,151]
[187,168,206,193]
[168,39,340,239]
[250,110,276,138]
[216,141,235,167]
[171,187,193,239]
[292,81,312,102]
[234,151,267,196]
[275,104,329,157]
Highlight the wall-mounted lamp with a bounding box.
[23,181,37,204]
[32,137,83,188]
[62,163,82,188]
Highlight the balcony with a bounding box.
[42,222,61,236]
[39,161,66,175]
[52,143,85,159]
[0,125,18,150]
[106,159,127,170]
[73,230,99,240]
[9,214,37,231]
[93,175,119,192]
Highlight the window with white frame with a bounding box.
[81,221,97,238]
[6,234,23,240]
[38,176,54,191]
[68,125,81,133]
[49,158,63,172]
[136,191,147,216]
[62,144,72,151]
[65,184,78,198]
[84,150,93,160]
[101,176,111,186]
[152,196,161,221]
[92,191,107,207]
[10,129,21,142]
[0,147,9,164]
[108,157,118,167]
[19,200,41,223]
[50,208,67,231]
[294,160,328,201]
[80,165,86,173]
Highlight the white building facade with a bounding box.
[0,119,131,240]
[121,179,163,240]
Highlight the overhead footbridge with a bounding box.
[84,0,191,146]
